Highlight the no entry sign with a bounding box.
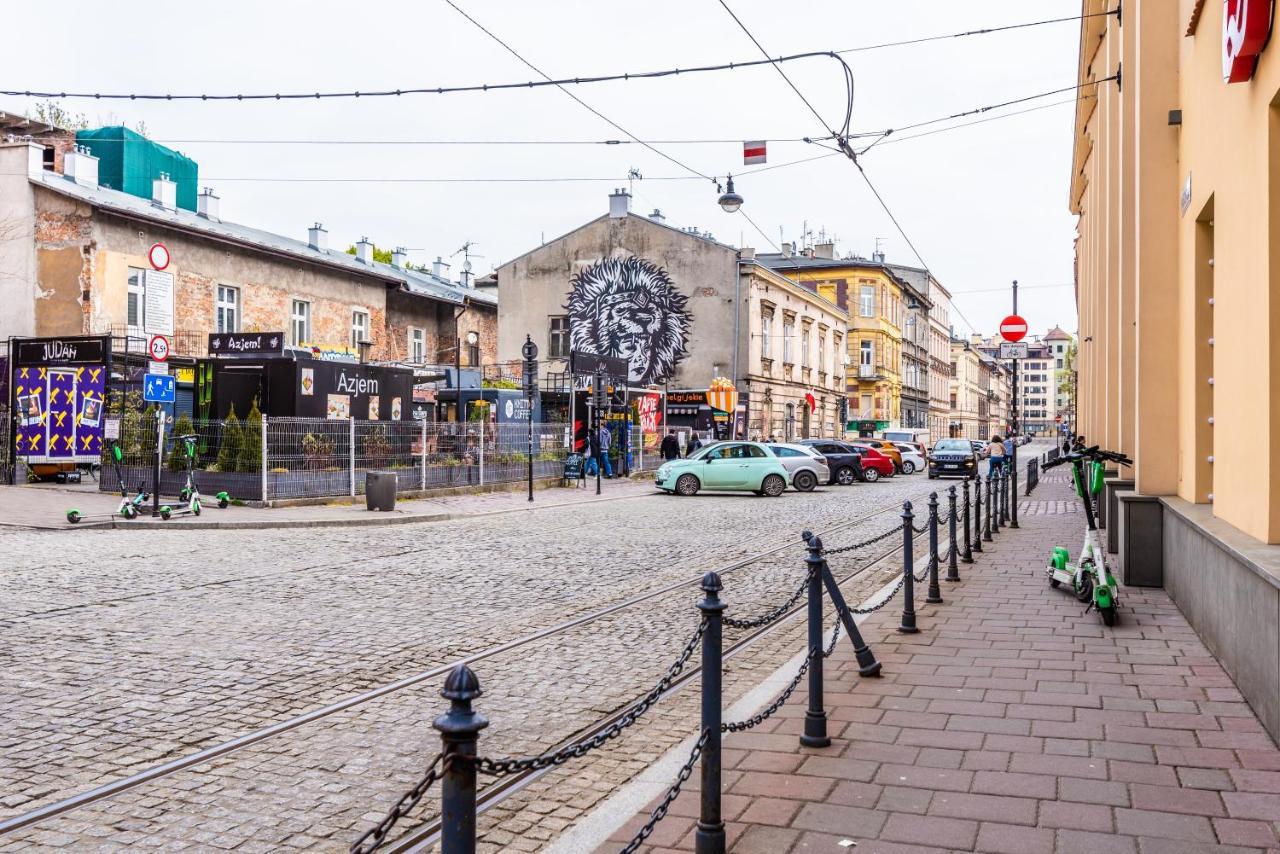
[999,314,1028,342]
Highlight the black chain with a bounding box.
[476,619,706,776]
[349,754,446,854]
[840,574,906,615]
[723,619,840,733]
[618,730,709,854]
[822,521,905,556]
[823,618,842,656]
[724,571,811,629]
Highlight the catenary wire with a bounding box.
[835,9,1117,54]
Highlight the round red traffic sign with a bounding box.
[148,242,170,270]
[148,335,170,362]
[999,314,1028,342]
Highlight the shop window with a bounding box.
[216,285,239,334]
[290,299,311,346]
[549,316,570,358]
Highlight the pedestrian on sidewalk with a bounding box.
[597,423,614,478]
[1062,435,1072,455]
[987,434,1006,470]
[687,433,703,456]
[1003,435,1015,470]
[660,431,679,461]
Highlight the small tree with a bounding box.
[138,405,159,463]
[238,399,263,473]
[216,404,243,472]
[168,413,194,471]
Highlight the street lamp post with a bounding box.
[594,366,606,496]
[522,335,539,503]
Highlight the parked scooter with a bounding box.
[66,442,149,524]
[160,434,228,519]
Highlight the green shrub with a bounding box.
[216,404,243,473]
[238,399,263,473]
[168,413,194,471]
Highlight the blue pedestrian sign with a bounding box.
[143,373,175,403]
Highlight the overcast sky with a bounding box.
[8,0,1082,339]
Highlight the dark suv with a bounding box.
[928,438,979,479]
[796,440,865,485]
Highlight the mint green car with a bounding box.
[654,441,791,497]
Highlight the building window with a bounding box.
[127,267,146,333]
[290,299,311,346]
[549,316,570,358]
[860,339,873,368]
[783,321,794,363]
[216,285,239,334]
[467,335,480,367]
[860,393,873,417]
[761,313,772,359]
[409,327,425,364]
[818,334,826,373]
[351,310,370,348]
[801,327,810,367]
[859,285,874,317]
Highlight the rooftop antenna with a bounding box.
[627,167,642,195]
[451,241,485,287]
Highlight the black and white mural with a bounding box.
[566,256,692,385]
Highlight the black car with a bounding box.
[928,438,980,479]
[797,440,866,485]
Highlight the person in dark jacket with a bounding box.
[660,432,679,461]
[687,434,703,456]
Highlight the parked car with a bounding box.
[768,444,831,492]
[929,438,980,479]
[891,442,926,475]
[796,440,864,485]
[654,441,790,497]
[969,439,988,459]
[852,439,904,472]
[849,444,896,482]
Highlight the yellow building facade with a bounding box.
[1070,0,1280,742]
[759,249,903,432]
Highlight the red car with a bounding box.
[848,444,896,482]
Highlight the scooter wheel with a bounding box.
[218,498,229,509]
[1049,578,1060,589]
[66,510,81,524]
[192,501,201,517]
[160,507,172,521]
[1075,572,1094,604]
[1101,606,1117,627]
[122,505,137,520]
[179,488,191,502]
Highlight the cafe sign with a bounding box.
[1224,0,1274,83]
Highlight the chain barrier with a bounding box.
[840,575,906,616]
[723,616,839,733]
[822,521,904,556]
[823,618,842,656]
[723,570,811,629]
[476,619,706,777]
[618,729,709,854]
[349,754,446,854]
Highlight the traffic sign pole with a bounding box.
[1010,281,1019,528]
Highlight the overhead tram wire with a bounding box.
[834,8,1118,55]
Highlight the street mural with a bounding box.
[565,256,692,385]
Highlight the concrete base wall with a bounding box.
[1161,497,1280,744]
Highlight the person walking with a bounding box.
[597,423,614,478]
[1003,434,1015,471]
[584,428,600,477]
[660,431,679,461]
[687,433,703,456]
[987,434,1006,472]
[1061,434,1072,455]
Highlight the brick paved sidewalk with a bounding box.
[607,473,1280,853]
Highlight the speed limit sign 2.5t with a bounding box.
[148,334,171,362]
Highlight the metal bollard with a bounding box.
[972,475,984,552]
[800,533,830,748]
[946,485,961,581]
[815,541,882,678]
[999,466,1009,526]
[435,664,488,854]
[696,572,726,854]
[960,479,974,563]
[926,492,943,604]
[1010,462,1020,528]
[898,501,919,634]
[984,471,994,541]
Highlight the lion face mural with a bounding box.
[566,256,692,385]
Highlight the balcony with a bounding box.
[858,364,877,379]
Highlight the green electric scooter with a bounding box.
[66,442,149,524]
[1043,445,1133,626]
[160,434,229,519]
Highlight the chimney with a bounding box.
[63,145,99,187]
[815,241,835,259]
[392,246,407,269]
[151,172,177,210]
[308,223,328,251]
[872,249,886,263]
[197,187,220,221]
[740,247,756,261]
[432,256,450,279]
[802,247,815,259]
[355,236,374,264]
[781,242,794,258]
[648,208,666,224]
[608,187,631,218]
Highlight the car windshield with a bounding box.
[934,440,971,452]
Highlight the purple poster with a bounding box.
[13,362,107,464]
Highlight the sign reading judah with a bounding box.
[208,331,285,357]
[15,335,110,365]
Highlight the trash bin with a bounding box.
[365,471,397,512]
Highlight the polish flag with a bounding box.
[804,390,817,412]
[743,140,767,165]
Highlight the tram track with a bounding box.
[0,485,940,841]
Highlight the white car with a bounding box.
[768,443,831,492]
[892,443,926,475]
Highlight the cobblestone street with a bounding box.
[0,459,996,850]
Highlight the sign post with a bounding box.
[1001,294,1023,528]
[594,367,606,496]
[522,335,539,503]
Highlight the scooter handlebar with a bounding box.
[1045,445,1134,470]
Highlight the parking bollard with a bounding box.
[435,664,488,854]
[817,550,883,678]
[800,533,830,748]
[1010,461,1020,528]
[926,492,943,604]
[972,476,984,552]
[1000,466,1010,526]
[946,485,961,581]
[696,572,726,854]
[899,501,920,634]
[984,471,994,541]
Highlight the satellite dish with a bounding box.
[463,260,473,273]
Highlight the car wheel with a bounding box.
[835,466,856,486]
[862,468,880,483]
[902,460,916,475]
[927,472,937,480]
[793,470,817,492]
[761,474,786,497]
[675,474,700,496]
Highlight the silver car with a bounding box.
[768,443,831,492]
